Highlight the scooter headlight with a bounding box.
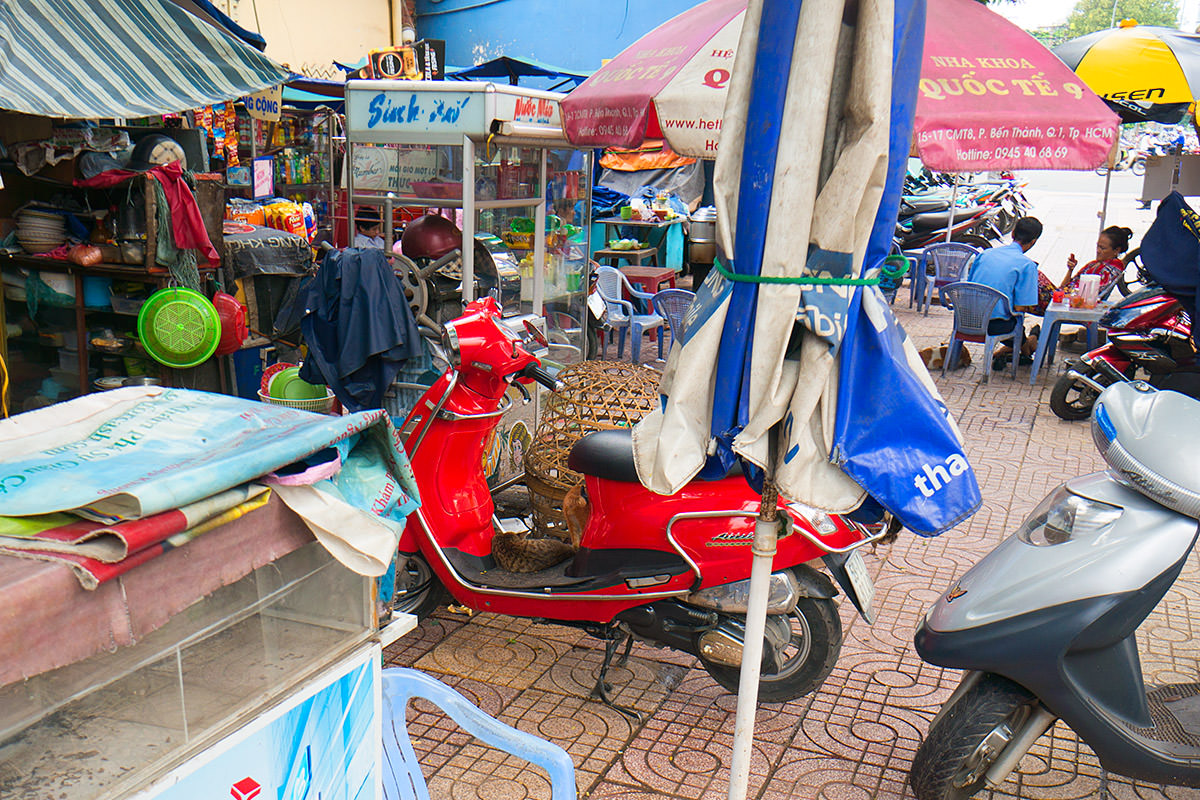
[1017,486,1122,546]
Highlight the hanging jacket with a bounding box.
[298,248,423,411]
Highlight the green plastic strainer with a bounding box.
[137,287,222,368]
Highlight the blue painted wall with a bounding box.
[415,0,706,73]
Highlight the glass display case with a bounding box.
[0,539,374,800]
[343,81,593,365]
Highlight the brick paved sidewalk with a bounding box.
[383,293,1200,800]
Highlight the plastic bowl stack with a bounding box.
[16,209,67,254]
[257,363,336,413]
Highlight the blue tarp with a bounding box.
[446,55,591,90]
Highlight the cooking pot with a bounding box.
[689,206,717,244]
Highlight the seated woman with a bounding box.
[1033,225,1132,315]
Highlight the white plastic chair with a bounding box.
[381,667,576,800]
[594,266,664,361]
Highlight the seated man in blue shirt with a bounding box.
[965,216,1042,364]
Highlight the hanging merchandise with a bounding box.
[199,105,213,136]
[137,287,222,368]
[225,103,239,167]
[212,102,227,156]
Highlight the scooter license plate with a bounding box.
[844,551,875,620]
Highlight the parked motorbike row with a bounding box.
[894,175,1031,254]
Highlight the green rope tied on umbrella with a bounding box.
[714,257,881,285]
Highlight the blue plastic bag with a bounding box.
[833,287,981,535]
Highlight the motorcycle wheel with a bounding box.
[1049,372,1099,421]
[909,674,1040,800]
[1132,157,1146,177]
[699,597,842,703]
[393,553,446,619]
[954,234,992,249]
[1117,248,1149,297]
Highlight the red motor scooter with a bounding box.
[392,297,884,713]
[1050,285,1199,420]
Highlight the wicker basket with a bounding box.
[257,389,338,414]
[524,361,661,539]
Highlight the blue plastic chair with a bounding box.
[381,667,576,800]
[650,288,695,353]
[939,281,1024,382]
[912,242,981,315]
[594,266,664,361]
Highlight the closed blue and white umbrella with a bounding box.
[629,1,979,796]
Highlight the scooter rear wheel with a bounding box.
[699,597,841,703]
[954,234,992,250]
[1050,372,1100,421]
[909,674,1038,800]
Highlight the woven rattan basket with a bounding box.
[524,361,661,539]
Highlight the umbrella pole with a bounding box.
[727,477,780,800]
[944,174,958,242]
[1099,166,1112,233]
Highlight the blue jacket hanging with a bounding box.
[299,247,423,412]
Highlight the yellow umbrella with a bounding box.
[1054,20,1200,122]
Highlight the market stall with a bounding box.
[0,0,295,414]
[343,79,593,358]
[0,4,414,799]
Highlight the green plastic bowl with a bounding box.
[136,287,222,369]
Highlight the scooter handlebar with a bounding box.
[519,363,560,391]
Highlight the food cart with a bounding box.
[342,80,593,362]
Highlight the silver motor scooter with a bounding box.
[910,381,1200,799]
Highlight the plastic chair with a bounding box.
[381,668,576,800]
[912,242,981,315]
[594,265,664,361]
[939,281,1024,382]
[650,288,695,353]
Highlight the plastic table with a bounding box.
[1029,304,1107,384]
[620,265,677,295]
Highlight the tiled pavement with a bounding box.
[383,283,1200,799]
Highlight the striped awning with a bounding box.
[0,0,291,120]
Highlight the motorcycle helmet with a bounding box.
[401,213,462,260]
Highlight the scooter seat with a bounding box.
[568,429,640,482]
[568,429,745,483]
[909,205,988,233]
[900,197,949,217]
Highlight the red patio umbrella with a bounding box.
[562,0,1120,170]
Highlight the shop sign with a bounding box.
[492,93,561,128]
[349,144,439,193]
[346,88,483,141]
[243,86,282,122]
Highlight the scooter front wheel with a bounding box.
[392,553,446,619]
[699,597,841,703]
[909,674,1038,800]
